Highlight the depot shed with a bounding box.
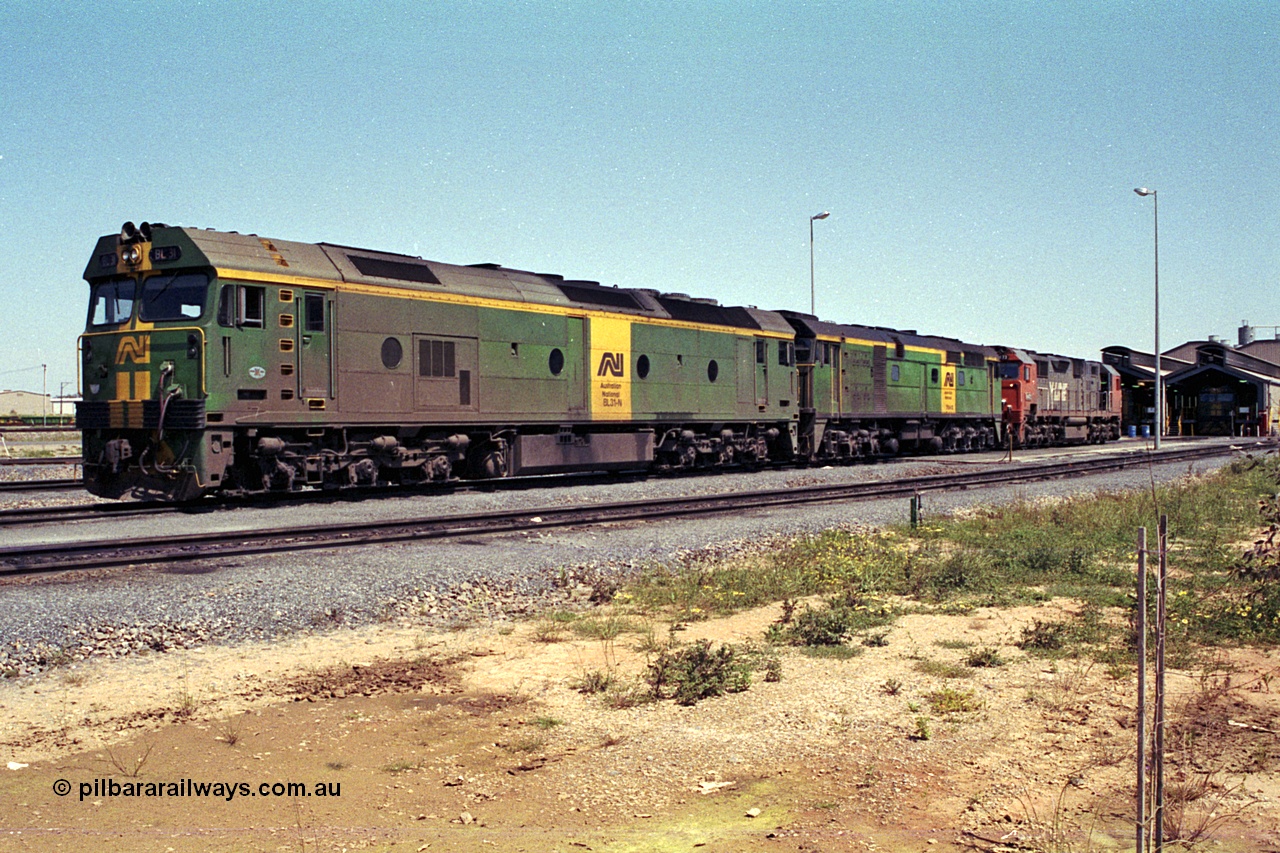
[1162,341,1280,437]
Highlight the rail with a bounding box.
[0,440,1256,576]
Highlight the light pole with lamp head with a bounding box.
[1134,188,1160,449]
[809,211,830,316]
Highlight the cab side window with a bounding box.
[305,293,325,332]
[218,285,265,328]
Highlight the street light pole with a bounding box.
[809,211,830,316]
[1134,188,1160,449]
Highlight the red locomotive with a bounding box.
[997,348,1122,447]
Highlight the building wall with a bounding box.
[0,390,53,418]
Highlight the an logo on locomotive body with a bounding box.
[115,334,151,364]
[590,317,631,421]
[596,352,625,377]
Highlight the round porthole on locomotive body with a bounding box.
[636,354,651,379]
[381,337,403,369]
[548,348,565,376]
[707,359,719,382]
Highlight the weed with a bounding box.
[545,609,580,623]
[646,639,752,705]
[381,759,421,774]
[633,625,664,654]
[570,613,638,640]
[965,646,1006,668]
[569,669,614,694]
[881,678,902,696]
[769,592,897,648]
[174,681,195,712]
[911,716,931,740]
[174,680,198,718]
[530,715,563,730]
[761,655,783,682]
[1158,771,1260,847]
[913,659,970,679]
[800,645,864,659]
[926,686,982,714]
[778,598,798,624]
[862,630,890,647]
[102,742,154,778]
[501,733,547,754]
[1018,619,1068,653]
[216,712,248,746]
[531,620,567,643]
[935,639,974,650]
[602,681,653,709]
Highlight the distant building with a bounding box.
[1104,323,1280,437]
[0,390,52,419]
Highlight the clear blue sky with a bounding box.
[1,1,1275,396]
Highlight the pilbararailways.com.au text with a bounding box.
[55,778,341,802]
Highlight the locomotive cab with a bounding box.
[997,350,1036,447]
[77,222,214,500]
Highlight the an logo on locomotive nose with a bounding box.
[596,352,625,377]
[115,334,151,364]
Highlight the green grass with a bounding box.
[604,451,1280,668]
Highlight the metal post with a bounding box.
[1136,527,1147,853]
[809,211,829,316]
[910,493,920,529]
[1154,514,1168,850]
[1134,188,1160,449]
[1153,193,1160,449]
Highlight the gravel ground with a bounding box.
[0,439,1246,677]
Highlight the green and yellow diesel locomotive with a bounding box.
[786,314,1001,459]
[77,222,1112,501]
[77,222,803,500]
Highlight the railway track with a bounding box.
[0,478,83,496]
[0,455,81,466]
[0,456,83,495]
[0,467,658,528]
[0,440,1258,576]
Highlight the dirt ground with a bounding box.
[2,598,1280,853]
